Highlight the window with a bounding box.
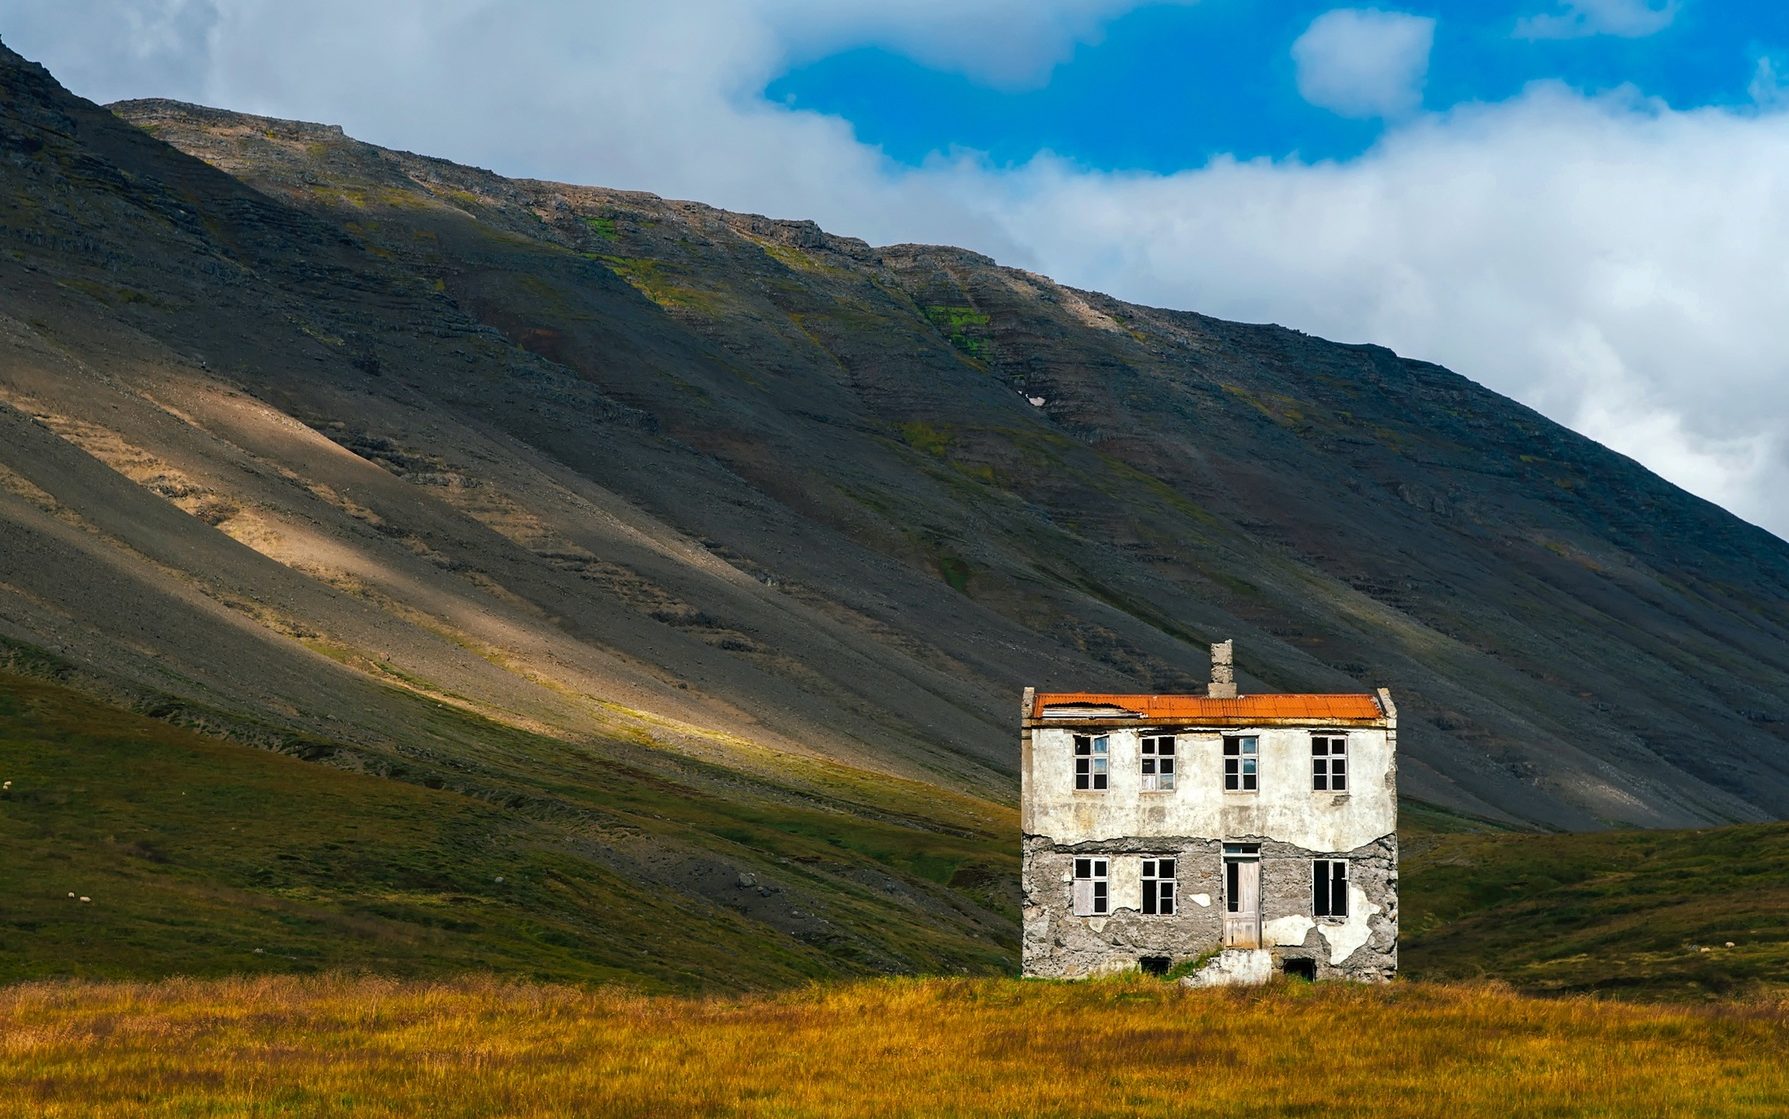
[1141,735,1176,791]
[1142,858,1177,915]
[1312,735,1348,792]
[1313,859,1348,918]
[1223,736,1258,792]
[1072,857,1109,915]
[1074,735,1109,790]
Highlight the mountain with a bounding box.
[4,32,1789,884]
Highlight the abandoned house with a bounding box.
[1020,641,1397,984]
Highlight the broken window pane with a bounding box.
[1074,735,1111,791]
[1142,735,1177,791]
[1313,859,1349,917]
[1142,856,1176,916]
[1073,858,1109,916]
[1224,737,1258,792]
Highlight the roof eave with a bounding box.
[1022,715,1392,731]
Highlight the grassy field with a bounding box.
[1402,820,1789,999]
[0,671,1014,989]
[6,667,1789,1115]
[8,663,1789,1001]
[3,975,1785,1117]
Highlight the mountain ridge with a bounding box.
[2,39,1787,840]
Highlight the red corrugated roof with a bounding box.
[1031,692,1383,722]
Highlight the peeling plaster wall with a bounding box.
[1026,726,1395,852]
[1020,711,1397,982]
[1022,836,1224,976]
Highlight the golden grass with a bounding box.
[3,976,1785,1117]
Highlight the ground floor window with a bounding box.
[1313,858,1348,917]
[1073,857,1109,915]
[1141,858,1177,915]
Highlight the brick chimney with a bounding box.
[1208,639,1237,699]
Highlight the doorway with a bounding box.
[1223,843,1261,948]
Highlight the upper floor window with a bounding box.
[1223,736,1258,792]
[1313,858,1349,917]
[1074,734,1109,790]
[1141,858,1177,915]
[1141,735,1176,791]
[1072,857,1109,915]
[1312,735,1348,792]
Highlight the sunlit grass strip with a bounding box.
[4,976,1785,1117]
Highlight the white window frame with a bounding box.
[1223,735,1258,792]
[1140,734,1176,792]
[1074,734,1109,791]
[1072,857,1109,916]
[1313,858,1349,918]
[1141,857,1177,915]
[1312,734,1348,792]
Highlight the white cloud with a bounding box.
[1291,8,1436,119]
[1750,52,1789,108]
[3,1,1788,538]
[1516,0,1678,41]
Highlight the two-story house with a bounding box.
[1020,641,1397,983]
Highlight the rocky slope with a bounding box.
[4,34,1788,860]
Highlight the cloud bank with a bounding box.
[1,0,1785,537]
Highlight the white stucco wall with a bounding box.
[1317,884,1381,964]
[1026,725,1394,852]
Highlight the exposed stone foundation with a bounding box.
[1021,833,1397,982]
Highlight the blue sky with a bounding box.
[769,1,1788,171]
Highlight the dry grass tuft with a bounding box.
[3,975,1785,1117]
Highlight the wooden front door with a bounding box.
[1223,850,1261,948]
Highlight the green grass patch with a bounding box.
[597,255,723,314]
[754,239,853,279]
[937,553,973,594]
[923,304,993,360]
[1402,821,1789,999]
[897,420,952,458]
